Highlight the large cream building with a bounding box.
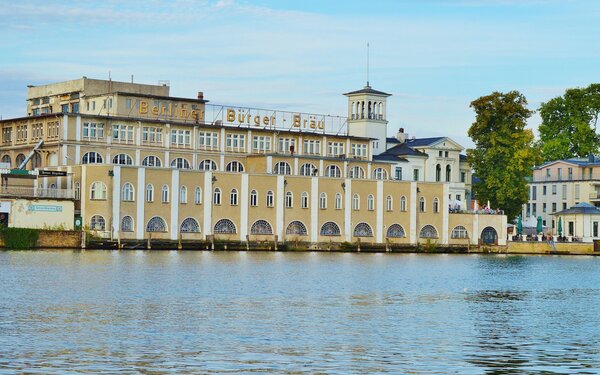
[0,77,506,246]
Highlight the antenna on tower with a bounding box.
[366,42,370,87]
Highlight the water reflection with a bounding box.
[1,251,599,373]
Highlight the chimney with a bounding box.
[396,127,406,143]
[197,91,204,100]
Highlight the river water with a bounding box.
[1,251,599,374]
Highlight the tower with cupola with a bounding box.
[344,83,391,156]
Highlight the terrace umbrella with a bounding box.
[558,217,563,236]
[517,215,523,235]
[537,216,543,234]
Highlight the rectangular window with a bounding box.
[557,168,562,180]
[82,122,104,141]
[568,221,574,236]
[328,142,345,157]
[253,136,271,153]
[552,185,557,195]
[575,184,580,199]
[278,138,296,154]
[413,169,420,181]
[351,143,368,158]
[303,140,321,155]
[142,127,163,145]
[552,202,557,213]
[172,129,192,148]
[543,203,546,213]
[546,168,551,178]
[395,167,402,180]
[562,185,567,200]
[72,102,79,113]
[594,222,598,238]
[226,134,246,152]
[125,98,132,109]
[563,202,567,210]
[31,123,43,140]
[47,121,59,140]
[61,104,69,113]
[112,125,135,143]
[532,186,537,200]
[460,172,466,183]
[543,185,547,195]
[568,167,573,180]
[2,127,12,144]
[532,203,537,217]
[197,131,218,150]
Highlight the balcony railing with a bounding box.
[0,186,74,199]
[590,192,600,200]
[449,208,504,215]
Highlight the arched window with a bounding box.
[387,224,406,238]
[82,152,103,164]
[354,222,373,237]
[286,221,307,235]
[420,225,438,239]
[481,227,498,244]
[180,217,200,233]
[112,153,133,165]
[250,220,273,235]
[367,194,374,211]
[161,185,169,203]
[419,197,426,212]
[31,153,41,169]
[400,196,407,212]
[446,165,451,182]
[214,218,236,234]
[373,168,387,180]
[121,216,134,232]
[433,197,439,213]
[142,155,162,167]
[74,182,81,200]
[230,188,238,205]
[335,193,342,210]
[90,215,105,230]
[146,216,167,232]
[121,182,134,201]
[299,163,317,176]
[199,159,218,171]
[226,161,244,172]
[325,165,341,178]
[1,155,11,167]
[90,181,107,200]
[386,195,393,211]
[352,194,360,210]
[451,225,468,239]
[170,157,190,169]
[180,186,187,203]
[146,184,154,202]
[319,192,327,209]
[301,192,309,208]
[15,154,26,168]
[266,191,274,207]
[285,191,293,208]
[349,166,365,179]
[273,161,291,175]
[194,187,202,204]
[213,187,222,205]
[320,221,341,236]
[436,164,442,182]
[250,189,258,206]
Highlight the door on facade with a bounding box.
[0,213,8,227]
[481,227,498,245]
[568,222,574,236]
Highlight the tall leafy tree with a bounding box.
[537,84,600,161]
[467,91,540,220]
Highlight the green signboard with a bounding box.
[27,204,63,213]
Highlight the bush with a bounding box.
[1,227,39,250]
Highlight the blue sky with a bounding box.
[0,0,598,147]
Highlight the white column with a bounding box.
[266,156,273,174]
[472,214,479,246]
[276,175,285,238]
[343,161,348,178]
[240,173,249,240]
[136,168,146,239]
[319,159,324,177]
[322,136,327,156]
[442,183,450,244]
[135,126,141,147]
[247,130,252,154]
[203,172,213,236]
[376,180,384,243]
[344,178,352,242]
[367,163,372,179]
[410,182,417,244]
[170,169,180,240]
[75,145,80,163]
[112,166,121,240]
[81,166,87,221]
[311,176,319,242]
[63,114,70,141]
[61,145,68,166]
[220,128,226,171]
[135,149,140,166]
[74,115,80,141]
[298,136,303,155]
[294,157,299,175]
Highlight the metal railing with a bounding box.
[449,208,505,215]
[0,186,74,199]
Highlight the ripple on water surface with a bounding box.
[1,251,599,374]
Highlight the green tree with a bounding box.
[537,84,600,161]
[467,91,541,220]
